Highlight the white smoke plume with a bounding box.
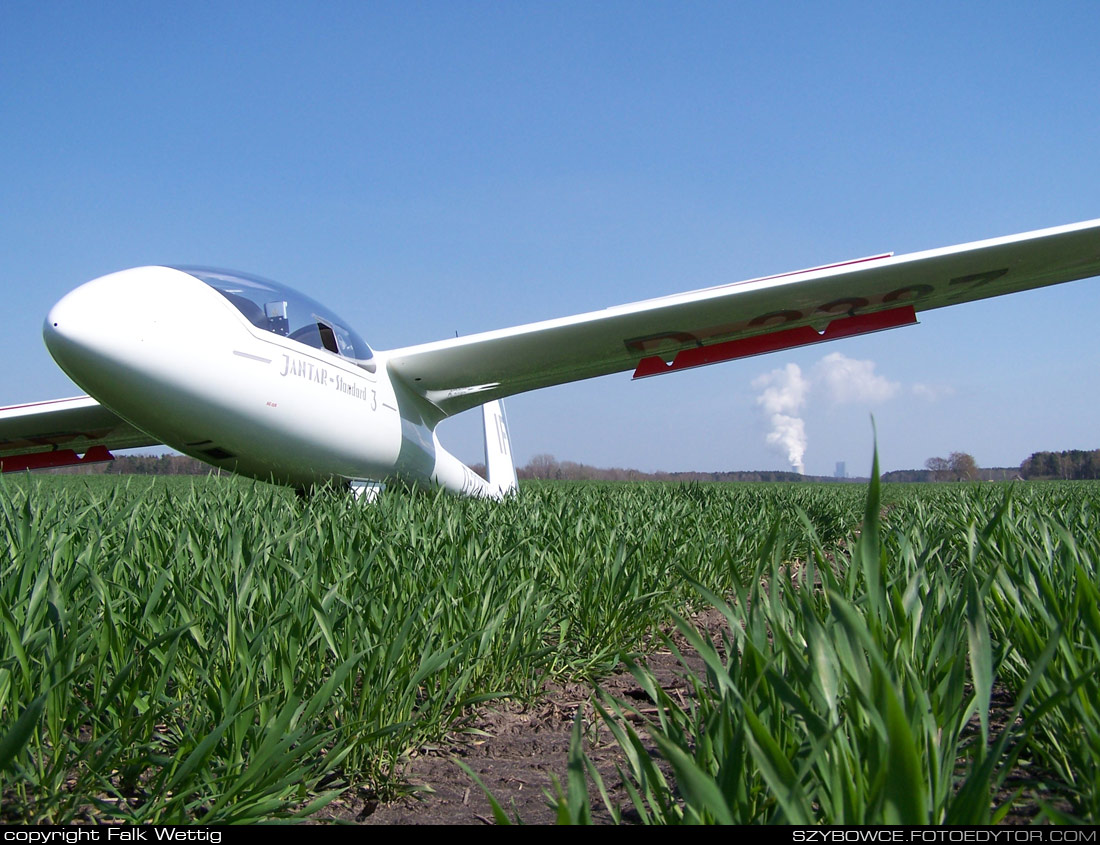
[812,352,899,404]
[752,352,898,474]
[766,415,807,474]
[752,363,809,474]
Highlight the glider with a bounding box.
[2,219,1099,496]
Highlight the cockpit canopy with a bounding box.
[175,267,375,368]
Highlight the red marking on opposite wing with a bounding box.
[0,445,115,473]
[632,305,917,378]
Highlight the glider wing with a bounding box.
[0,396,160,472]
[385,219,1100,416]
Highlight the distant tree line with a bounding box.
[46,454,219,476]
[39,447,1100,483]
[46,452,812,483]
[516,453,815,483]
[880,466,1018,483]
[1020,449,1100,480]
[881,452,1020,483]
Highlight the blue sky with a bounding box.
[3,2,1099,476]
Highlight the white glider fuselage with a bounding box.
[43,266,488,495]
[7,218,1100,493]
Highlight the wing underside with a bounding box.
[0,396,160,472]
[384,219,1100,417]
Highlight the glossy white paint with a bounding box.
[41,266,500,495]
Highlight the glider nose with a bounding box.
[45,279,122,382]
[45,279,122,359]
[44,269,154,389]
[43,266,214,401]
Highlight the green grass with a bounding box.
[0,473,863,822]
[3,471,1098,823]
[566,475,1100,824]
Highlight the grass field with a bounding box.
[1,471,1097,823]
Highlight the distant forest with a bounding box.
[514,454,818,483]
[881,451,1100,482]
[43,454,221,476]
[1019,449,1100,480]
[35,448,1100,482]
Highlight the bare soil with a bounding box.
[313,610,718,825]
[313,604,1076,825]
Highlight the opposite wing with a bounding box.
[385,219,1100,417]
[0,396,160,472]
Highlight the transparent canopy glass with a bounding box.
[175,267,374,365]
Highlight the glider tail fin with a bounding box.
[482,399,518,498]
